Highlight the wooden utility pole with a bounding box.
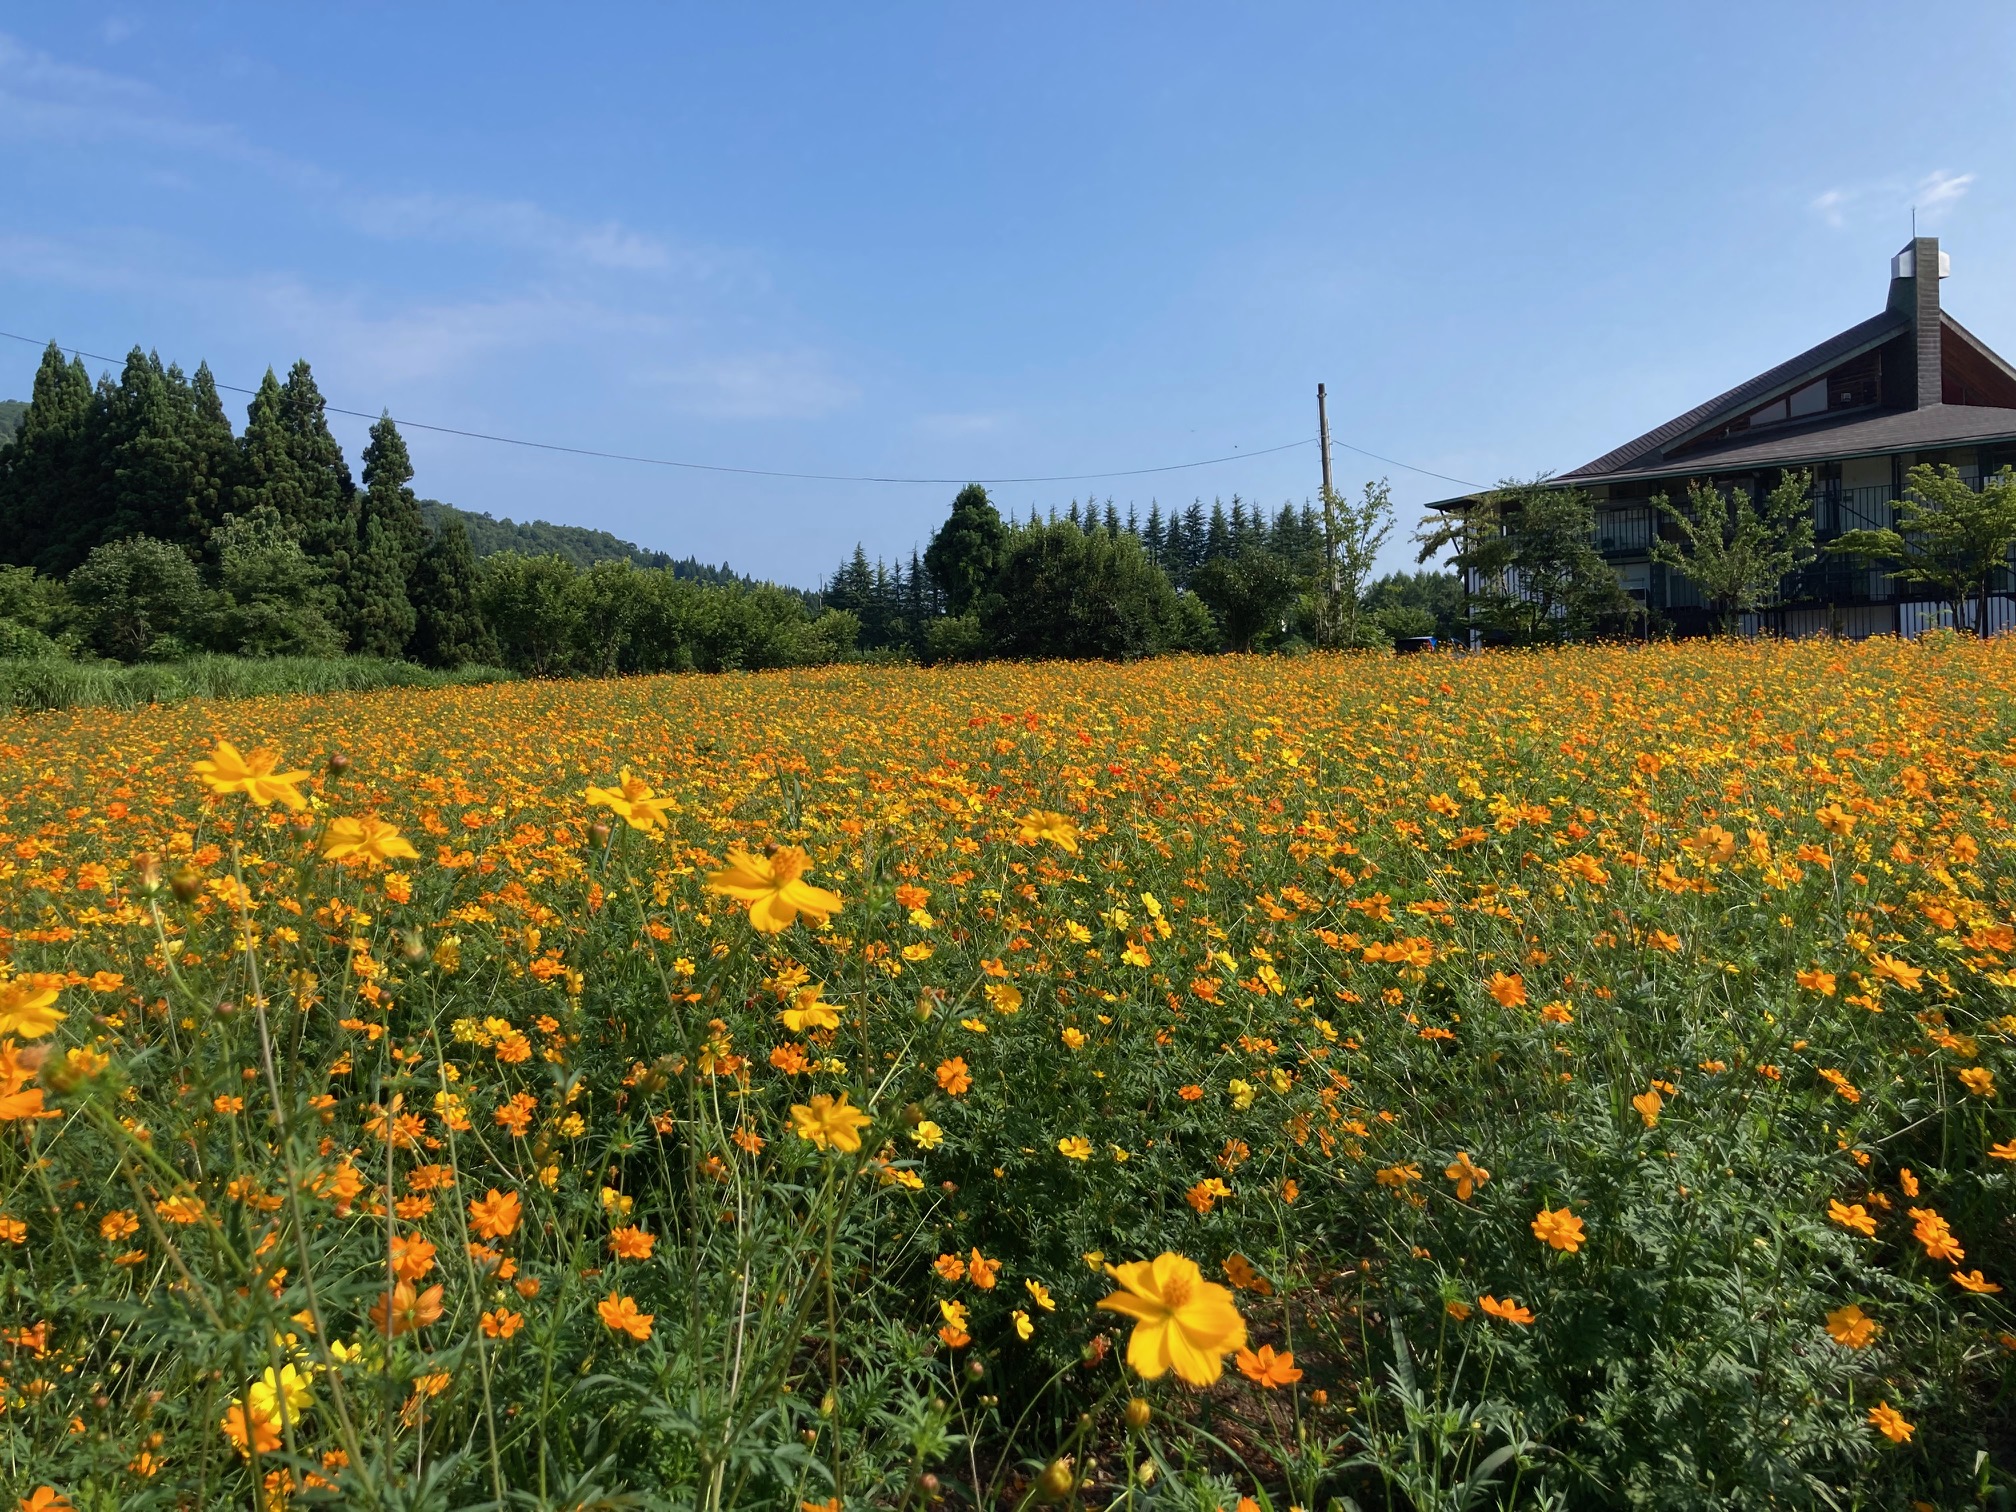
[1317,383,1333,496]
[1318,383,1339,644]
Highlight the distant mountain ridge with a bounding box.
[419,500,754,585]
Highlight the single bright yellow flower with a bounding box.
[193,739,310,810]
[708,847,844,933]
[322,816,420,867]
[585,770,677,832]
[1096,1252,1247,1386]
[0,980,64,1040]
[1016,809,1080,853]
[790,1092,871,1153]
[779,988,841,1034]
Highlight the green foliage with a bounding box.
[1830,463,2016,638]
[1363,569,1466,643]
[1320,479,1394,647]
[207,506,346,658]
[1191,545,1304,652]
[407,516,497,668]
[924,483,1009,617]
[0,398,25,445]
[0,653,507,711]
[66,535,206,661]
[979,519,1202,660]
[1420,478,1635,644]
[1648,471,1816,633]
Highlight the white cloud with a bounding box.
[1808,169,1977,231]
[643,352,863,420]
[1916,169,1975,215]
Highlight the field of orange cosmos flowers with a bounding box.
[1,636,2014,1509]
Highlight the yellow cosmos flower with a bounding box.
[322,816,421,867]
[790,1092,871,1153]
[708,847,844,934]
[1016,809,1080,853]
[585,770,678,832]
[193,739,310,810]
[0,980,64,1040]
[779,989,842,1034]
[1096,1252,1247,1386]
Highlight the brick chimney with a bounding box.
[1886,236,1948,409]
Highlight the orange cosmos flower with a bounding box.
[1486,972,1526,1008]
[707,847,843,933]
[967,1249,1001,1289]
[1479,1294,1534,1325]
[1951,1269,2002,1294]
[935,1057,972,1095]
[388,1232,436,1282]
[1909,1207,1965,1263]
[480,1308,525,1340]
[1531,1205,1586,1253]
[610,1225,655,1260]
[1824,1304,1877,1348]
[584,770,678,832]
[322,816,420,867]
[1827,1200,1877,1236]
[1866,1401,1912,1443]
[193,740,310,810]
[370,1281,444,1336]
[220,1399,282,1457]
[1959,1066,1997,1098]
[1795,967,1836,996]
[1096,1252,1247,1386]
[1234,1343,1302,1388]
[467,1189,521,1240]
[1443,1151,1490,1200]
[1869,954,1923,992]
[597,1291,654,1341]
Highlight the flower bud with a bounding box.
[590,822,612,846]
[1035,1460,1075,1504]
[169,866,202,904]
[1124,1396,1152,1430]
[326,752,351,775]
[137,854,163,897]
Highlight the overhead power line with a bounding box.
[0,327,1483,491]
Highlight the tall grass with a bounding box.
[0,654,511,713]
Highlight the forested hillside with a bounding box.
[417,498,752,584]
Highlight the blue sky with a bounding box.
[2,4,2011,585]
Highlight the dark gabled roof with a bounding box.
[1548,402,2016,487]
[1558,310,1908,480]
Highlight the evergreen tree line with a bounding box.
[0,342,836,675]
[824,484,1465,661]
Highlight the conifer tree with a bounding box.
[1205,500,1231,563]
[923,484,1007,617]
[1143,503,1166,570]
[186,363,238,541]
[408,517,497,667]
[0,343,98,573]
[1180,501,1208,577]
[352,414,425,656]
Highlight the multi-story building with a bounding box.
[1436,236,2016,637]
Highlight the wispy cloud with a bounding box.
[0,29,856,407]
[1809,169,1977,231]
[642,352,863,421]
[0,31,704,279]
